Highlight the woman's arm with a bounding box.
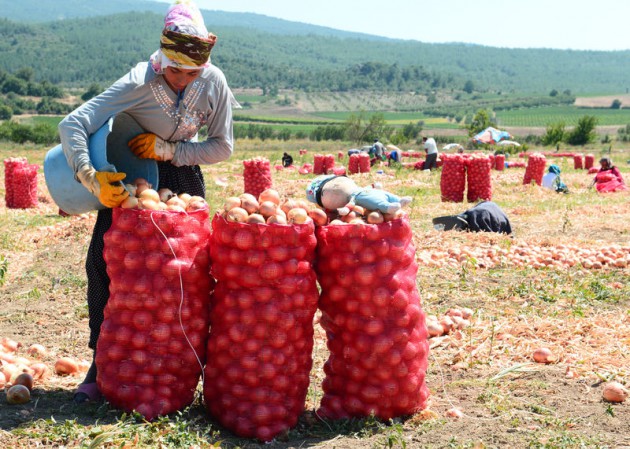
[58,69,146,177]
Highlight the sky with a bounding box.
[155,0,630,52]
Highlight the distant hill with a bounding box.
[1,0,630,96]
[0,0,386,40]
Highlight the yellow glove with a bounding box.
[128,133,175,161]
[77,166,129,208]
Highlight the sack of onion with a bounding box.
[466,155,493,202]
[4,157,39,209]
[96,204,212,420]
[439,154,466,203]
[315,216,430,420]
[523,153,547,186]
[243,157,272,199]
[204,191,319,442]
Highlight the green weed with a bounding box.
[0,254,7,286]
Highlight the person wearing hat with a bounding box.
[58,0,238,403]
[542,164,569,193]
[592,157,626,192]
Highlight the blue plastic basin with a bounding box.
[44,113,158,215]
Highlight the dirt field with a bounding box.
[574,95,630,108]
[0,143,629,448]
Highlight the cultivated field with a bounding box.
[0,139,628,448]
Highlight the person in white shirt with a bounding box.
[542,164,568,193]
[422,136,438,170]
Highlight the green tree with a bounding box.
[566,115,598,146]
[611,99,622,109]
[344,112,389,144]
[2,76,28,95]
[549,89,558,97]
[463,80,474,94]
[541,121,566,146]
[15,67,34,82]
[0,105,12,120]
[81,83,102,102]
[466,109,495,136]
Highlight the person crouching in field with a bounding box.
[592,157,626,193]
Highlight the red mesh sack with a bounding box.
[348,154,360,174]
[523,153,547,186]
[243,158,272,199]
[7,161,39,209]
[595,172,626,193]
[313,154,325,175]
[584,154,595,170]
[4,157,25,207]
[494,154,505,171]
[337,151,344,161]
[97,207,212,420]
[359,153,371,173]
[573,155,583,170]
[204,214,319,442]
[315,218,430,420]
[466,155,492,202]
[440,154,466,202]
[5,157,38,209]
[332,166,346,176]
[323,154,335,174]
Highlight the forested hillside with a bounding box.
[1,0,630,95]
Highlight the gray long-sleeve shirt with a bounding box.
[59,61,237,175]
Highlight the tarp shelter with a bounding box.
[496,140,521,147]
[473,127,511,145]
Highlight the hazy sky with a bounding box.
[153,0,629,51]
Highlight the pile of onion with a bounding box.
[425,307,473,338]
[1,336,88,398]
[221,189,327,226]
[119,178,207,212]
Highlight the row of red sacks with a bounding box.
[439,154,493,202]
[98,208,429,441]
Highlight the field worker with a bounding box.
[542,164,569,193]
[282,152,294,167]
[369,138,387,166]
[58,0,237,403]
[432,201,512,234]
[422,136,439,170]
[592,157,626,193]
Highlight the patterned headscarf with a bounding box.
[149,0,216,74]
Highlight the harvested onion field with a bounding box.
[0,140,628,448]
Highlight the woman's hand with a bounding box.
[128,133,175,161]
